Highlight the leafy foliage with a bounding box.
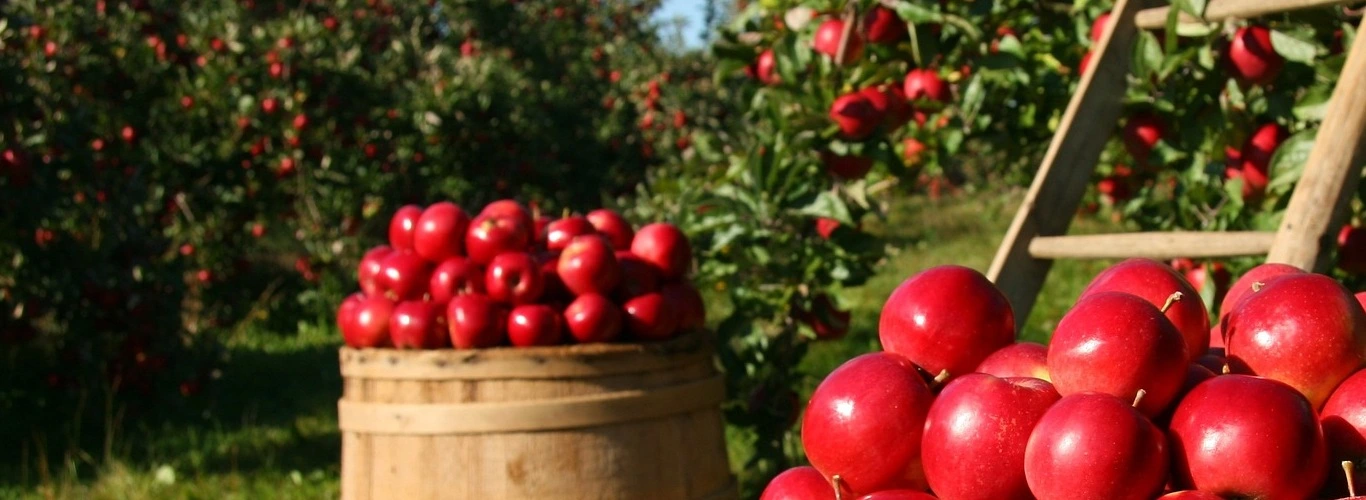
[0,0,719,475]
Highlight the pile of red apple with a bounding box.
[764,259,1366,500]
[336,200,705,349]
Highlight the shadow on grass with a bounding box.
[131,338,342,475]
[0,324,344,493]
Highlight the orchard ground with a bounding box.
[1,185,1125,498]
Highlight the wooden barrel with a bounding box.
[337,332,736,500]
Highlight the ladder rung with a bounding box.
[1134,0,1352,29]
[1029,231,1276,260]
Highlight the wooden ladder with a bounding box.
[987,0,1366,326]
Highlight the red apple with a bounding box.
[922,374,1060,500]
[755,49,780,86]
[1168,375,1327,497]
[388,204,423,251]
[902,138,926,166]
[1340,225,1366,274]
[830,91,882,139]
[559,235,621,295]
[802,294,851,340]
[390,301,448,349]
[1196,344,1228,373]
[1224,273,1366,408]
[1183,261,1231,310]
[975,342,1049,381]
[378,251,434,301]
[883,87,914,129]
[544,216,595,252]
[760,466,833,500]
[813,19,863,63]
[623,292,679,341]
[446,294,506,348]
[1208,324,1226,351]
[1122,113,1165,164]
[479,199,533,233]
[484,252,544,304]
[1080,258,1209,364]
[413,202,470,262]
[902,69,949,103]
[816,218,842,239]
[661,282,706,331]
[1357,291,1366,312]
[878,265,1015,382]
[631,223,692,280]
[821,151,874,180]
[802,352,934,495]
[1235,123,1285,200]
[1049,291,1188,416]
[1023,393,1168,500]
[1243,123,1286,167]
[1323,369,1366,496]
[532,214,552,244]
[1218,262,1302,323]
[465,214,530,265]
[336,294,361,346]
[564,293,622,343]
[536,251,570,302]
[358,245,394,296]
[862,6,906,44]
[1090,13,1111,43]
[428,257,484,304]
[1078,51,1093,74]
[1096,174,1131,204]
[616,251,661,299]
[585,209,634,250]
[507,304,563,347]
[1228,25,1283,86]
[1157,363,1218,426]
[343,295,394,348]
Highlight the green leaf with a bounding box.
[1175,23,1218,38]
[1267,130,1317,190]
[1174,0,1208,17]
[959,74,986,124]
[796,191,854,225]
[995,35,1025,59]
[1270,30,1317,64]
[1131,32,1163,81]
[1293,85,1333,121]
[891,2,942,24]
[943,129,965,156]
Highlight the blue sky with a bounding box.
[653,0,710,49]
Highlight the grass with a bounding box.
[2,186,1125,499]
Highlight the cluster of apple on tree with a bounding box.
[1093,14,1293,212]
[743,6,953,193]
[337,200,705,350]
[1080,5,1362,270]
[762,258,1366,499]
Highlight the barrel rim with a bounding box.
[339,330,714,380]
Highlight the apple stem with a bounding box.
[831,474,847,500]
[1221,363,1230,375]
[1347,461,1358,497]
[1132,389,1147,408]
[1251,281,1265,293]
[932,369,951,388]
[561,208,570,219]
[1159,292,1182,313]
